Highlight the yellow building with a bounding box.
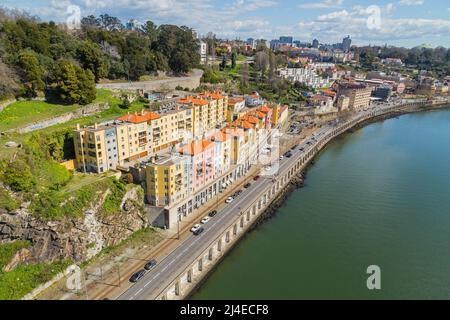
[145,155,190,207]
[74,120,150,173]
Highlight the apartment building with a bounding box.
[337,82,372,109]
[145,155,191,207]
[74,120,150,173]
[145,103,289,229]
[74,92,228,173]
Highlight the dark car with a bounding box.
[253,175,260,181]
[291,145,298,150]
[244,182,251,188]
[144,259,157,270]
[284,151,292,158]
[129,269,146,283]
[193,227,204,236]
[208,210,218,217]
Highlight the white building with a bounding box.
[278,67,332,89]
[199,41,207,65]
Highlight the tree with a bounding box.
[97,14,123,31]
[77,40,109,81]
[268,51,276,80]
[255,51,269,76]
[220,55,227,71]
[141,21,159,45]
[55,60,96,105]
[231,52,237,69]
[240,62,249,87]
[157,24,200,73]
[2,159,36,192]
[17,49,45,97]
[0,59,20,99]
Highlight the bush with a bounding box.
[0,188,20,211]
[101,179,127,215]
[2,160,36,192]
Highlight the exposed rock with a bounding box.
[0,186,147,265]
[3,247,32,272]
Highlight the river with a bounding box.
[191,108,450,299]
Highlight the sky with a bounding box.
[3,0,450,48]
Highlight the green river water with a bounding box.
[192,108,450,299]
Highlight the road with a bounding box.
[96,69,203,90]
[116,102,415,300]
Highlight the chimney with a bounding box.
[76,124,80,130]
[94,123,98,129]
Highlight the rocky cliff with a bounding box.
[0,186,147,268]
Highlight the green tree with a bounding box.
[17,49,45,97]
[231,52,237,69]
[77,40,109,81]
[157,25,200,73]
[141,20,159,45]
[55,60,96,105]
[2,160,36,192]
[220,55,227,71]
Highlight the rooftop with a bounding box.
[117,110,160,123]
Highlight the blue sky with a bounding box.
[3,0,450,47]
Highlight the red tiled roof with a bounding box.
[117,111,160,123]
[179,140,213,156]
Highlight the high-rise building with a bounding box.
[270,39,280,50]
[312,39,319,48]
[279,36,293,46]
[342,35,352,53]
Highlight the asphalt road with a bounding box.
[116,103,404,300]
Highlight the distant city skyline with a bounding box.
[2,0,450,48]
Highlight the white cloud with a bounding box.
[296,5,450,45]
[399,0,424,6]
[299,0,344,9]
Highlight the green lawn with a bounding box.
[0,89,116,133]
[0,101,78,132]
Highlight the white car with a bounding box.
[191,224,201,233]
[201,216,210,224]
[279,156,284,160]
[265,166,272,171]
[225,197,234,204]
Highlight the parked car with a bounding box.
[191,224,201,233]
[253,175,260,181]
[279,155,284,160]
[144,259,157,271]
[201,216,210,224]
[193,227,204,236]
[225,197,234,204]
[208,210,218,217]
[291,145,298,150]
[129,270,146,283]
[244,183,251,188]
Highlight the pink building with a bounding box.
[179,140,215,191]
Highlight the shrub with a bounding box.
[2,160,36,192]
